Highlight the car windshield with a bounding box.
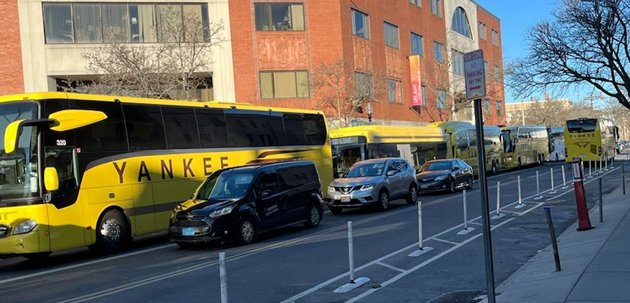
[346,162,385,177]
[196,170,255,202]
[420,161,452,172]
[0,102,40,202]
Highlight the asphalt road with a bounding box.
[0,160,625,303]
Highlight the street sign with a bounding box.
[464,49,486,99]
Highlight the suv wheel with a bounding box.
[305,205,322,228]
[406,185,418,204]
[378,191,390,211]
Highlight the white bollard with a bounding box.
[605,156,609,171]
[409,201,433,256]
[515,175,526,209]
[219,252,228,303]
[457,189,475,235]
[589,161,592,178]
[348,221,355,282]
[534,171,543,200]
[492,181,504,219]
[334,221,370,293]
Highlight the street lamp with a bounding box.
[367,100,373,122]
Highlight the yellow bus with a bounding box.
[499,125,549,169]
[330,125,448,177]
[0,92,332,257]
[427,121,503,175]
[564,118,617,162]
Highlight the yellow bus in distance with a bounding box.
[427,121,503,175]
[330,125,448,177]
[499,125,549,169]
[0,92,332,257]
[564,118,617,162]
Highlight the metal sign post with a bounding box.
[465,49,495,303]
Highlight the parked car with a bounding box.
[326,158,418,214]
[416,159,474,193]
[169,161,324,248]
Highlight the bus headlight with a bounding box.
[13,220,37,235]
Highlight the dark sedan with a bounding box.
[416,159,474,193]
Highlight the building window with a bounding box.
[255,3,305,31]
[411,32,423,55]
[351,9,369,39]
[479,22,487,40]
[43,3,210,44]
[409,0,421,7]
[452,49,464,75]
[384,22,399,49]
[355,72,373,96]
[437,90,446,109]
[387,79,403,103]
[491,29,499,46]
[494,64,500,81]
[433,41,444,63]
[451,7,471,38]
[496,101,502,116]
[43,3,74,43]
[430,0,442,17]
[483,99,490,112]
[260,71,310,99]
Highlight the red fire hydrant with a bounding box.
[572,158,593,231]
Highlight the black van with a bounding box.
[169,161,324,247]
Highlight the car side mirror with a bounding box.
[387,170,397,176]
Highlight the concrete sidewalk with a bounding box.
[488,186,630,303]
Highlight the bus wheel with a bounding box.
[96,210,129,254]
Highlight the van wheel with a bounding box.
[329,207,343,215]
[96,210,129,254]
[237,218,256,245]
[378,191,390,211]
[305,205,322,228]
[406,185,418,204]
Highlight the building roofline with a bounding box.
[471,0,501,22]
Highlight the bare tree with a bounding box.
[79,12,223,100]
[311,59,385,128]
[507,0,630,110]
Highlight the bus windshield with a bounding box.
[567,119,597,133]
[0,102,40,202]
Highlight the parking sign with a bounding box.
[464,49,486,99]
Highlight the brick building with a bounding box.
[0,0,505,125]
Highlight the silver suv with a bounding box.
[325,158,418,214]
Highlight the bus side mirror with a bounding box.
[48,110,107,132]
[44,167,59,192]
[4,118,55,154]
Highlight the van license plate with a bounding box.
[182,228,195,236]
[341,195,351,202]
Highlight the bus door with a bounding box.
[44,146,85,251]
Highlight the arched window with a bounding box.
[451,7,471,38]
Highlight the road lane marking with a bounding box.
[375,261,405,273]
[430,237,460,246]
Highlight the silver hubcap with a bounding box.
[100,218,121,244]
[381,193,389,209]
[241,221,254,242]
[310,208,320,224]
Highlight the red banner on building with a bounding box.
[409,55,423,108]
